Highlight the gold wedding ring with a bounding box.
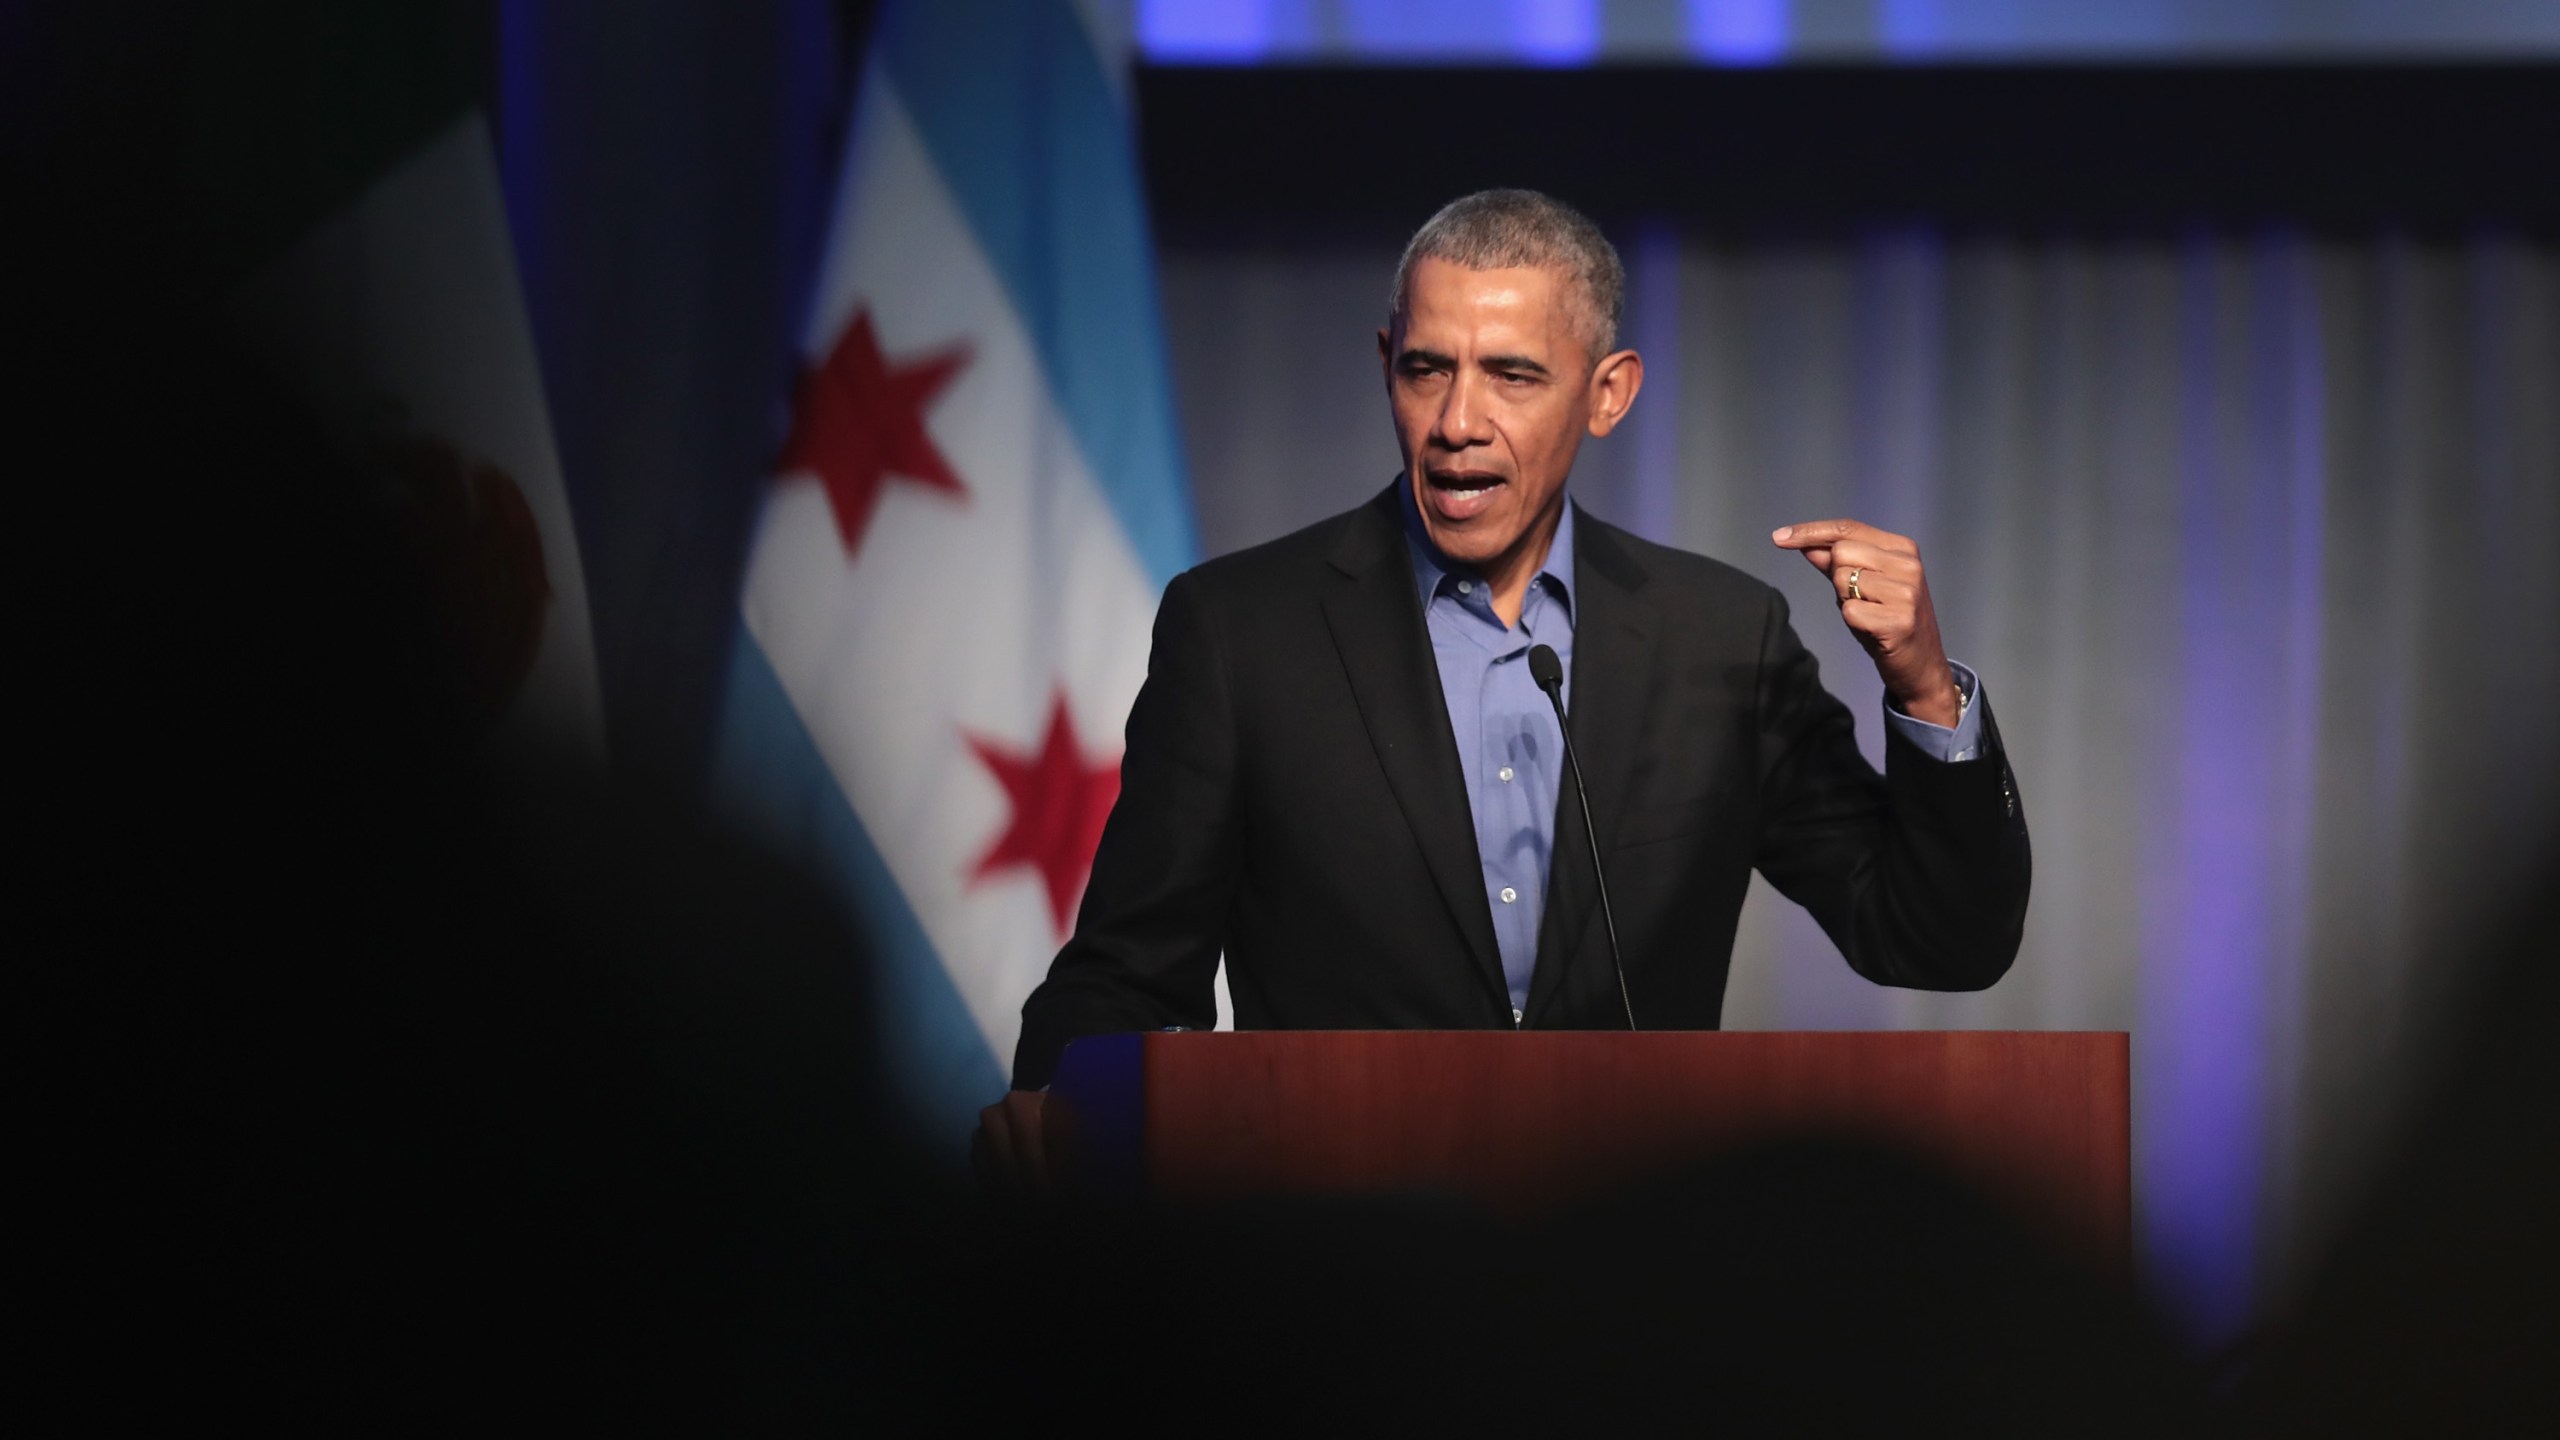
[1846,568,1864,602]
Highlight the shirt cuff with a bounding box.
[1883,661,1986,763]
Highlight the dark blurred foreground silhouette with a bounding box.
[18,216,2554,1437]
[2231,838,2560,1436]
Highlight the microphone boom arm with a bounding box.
[1528,643,1637,1031]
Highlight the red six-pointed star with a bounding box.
[779,308,971,558]
[965,691,1122,938]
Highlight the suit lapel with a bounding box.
[1321,488,1510,1012]
[1526,512,1658,1024]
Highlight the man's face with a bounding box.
[1383,257,1607,575]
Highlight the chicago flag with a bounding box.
[715,0,1199,1142]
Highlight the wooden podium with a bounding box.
[1049,1030,2129,1267]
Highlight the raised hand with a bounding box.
[1772,519,1963,729]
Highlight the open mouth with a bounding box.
[1424,470,1506,523]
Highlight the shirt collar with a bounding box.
[1398,476,1578,618]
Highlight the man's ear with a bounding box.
[1377,325,1393,385]
[1586,348,1645,438]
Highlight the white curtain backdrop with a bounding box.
[1160,226,2560,1340]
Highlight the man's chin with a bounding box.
[1422,519,1514,568]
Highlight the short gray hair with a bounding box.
[1389,189,1625,362]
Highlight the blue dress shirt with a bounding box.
[1399,486,1986,1021]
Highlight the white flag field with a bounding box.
[715,0,1204,1141]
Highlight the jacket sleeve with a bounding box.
[1749,589,2031,991]
[1011,570,1241,1089]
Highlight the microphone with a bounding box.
[1527,643,1636,1030]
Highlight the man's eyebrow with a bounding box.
[1395,346,1456,369]
[1479,353,1552,377]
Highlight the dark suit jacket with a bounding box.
[1012,486,2029,1088]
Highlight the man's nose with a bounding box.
[1432,372,1490,447]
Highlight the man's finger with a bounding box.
[1771,519,1875,550]
[1835,569,1910,608]
[1838,596,1905,645]
[1830,558,1909,602]
[1822,538,1906,577]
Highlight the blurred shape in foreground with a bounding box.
[187,0,604,759]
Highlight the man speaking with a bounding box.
[980,190,2029,1178]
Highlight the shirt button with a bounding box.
[1499,886,1517,904]
[1498,766,1514,782]
[1456,580,1473,595]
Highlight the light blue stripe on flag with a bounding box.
[711,627,1007,1149]
[875,0,1197,591]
